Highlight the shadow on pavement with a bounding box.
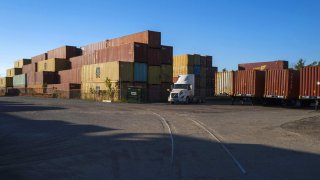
[0,100,319,180]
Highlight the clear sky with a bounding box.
[0,0,319,76]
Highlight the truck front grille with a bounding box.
[171,93,178,98]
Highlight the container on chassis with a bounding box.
[238,60,288,71]
[264,69,299,99]
[300,66,320,99]
[215,71,234,96]
[234,70,265,98]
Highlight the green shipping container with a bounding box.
[127,86,146,103]
[161,64,173,83]
[148,66,161,84]
[13,74,27,87]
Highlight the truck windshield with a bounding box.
[174,84,190,89]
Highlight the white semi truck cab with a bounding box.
[168,74,205,104]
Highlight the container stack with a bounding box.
[173,54,213,98]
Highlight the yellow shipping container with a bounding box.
[14,59,31,68]
[0,77,13,88]
[81,82,132,101]
[161,64,173,83]
[37,58,69,72]
[173,54,194,67]
[82,61,133,83]
[173,66,194,77]
[148,66,161,84]
[6,68,22,77]
[215,71,234,96]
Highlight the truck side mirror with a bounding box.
[189,85,192,90]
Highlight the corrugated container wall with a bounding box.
[58,68,81,84]
[14,59,31,68]
[161,46,173,64]
[32,53,47,63]
[95,42,148,64]
[106,30,161,48]
[81,61,134,83]
[173,55,194,77]
[6,68,22,77]
[13,74,27,87]
[81,40,107,55]
[47,46,81,59]
[27,72,58,86]
[300,66,320,99]
[148,47,161,65]
[265,69,299,99]
[22,63,37,74]
[161,64,173,83]
[234,70,265,97]
[0,77,13,88]
[70,53,96,69]
[148,66,161,84]
[215,71,234,96]
[134,63,148,82]
[37,58,70,72]
[238,60,288,70]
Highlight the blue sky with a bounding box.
[0,0,319,76]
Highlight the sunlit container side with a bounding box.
[47,46,81,59]
[173,66,194,77]
[37,58,70,72]
[148,47,161,65]
[234,70,265,97]
[134,63,148,82]
[215,71,234,96]
[81,61,134,83]
[14,59,31,68]
[95,42,148,64]
[81,82,132,101]
[81,40,107,55]
[160,45,173,64]
[27,72,58,86]
[6,68,22,77]
[58,68,81,84]
[299,66,320,99]
[22,63,37,74]
[238,60,288,70]
[70,53,96,69]
[106,30,161,48]
[173,54,194,67]
[13,74,27,87]
[31,53,47,63]
[0,77,13,88]
[47,83,81,99]
[148,66,161,84]
[264,69,299,99]
[161,64,173,83]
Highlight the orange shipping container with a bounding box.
[234,70,265,97]
[265,69,299,99]
[58,68,81,84]
[300,66,320,99]
[238,60,288,70]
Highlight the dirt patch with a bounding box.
[281,116,320,139]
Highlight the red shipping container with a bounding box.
[234,70,265,97]
[58,68,81,84]
[160,45,173,65]
[300,66,320,99]
[32,53,47,63]
[148,47,161,66]
[81,40,107,55]
[22,63,37,74]
[48,46,81,59]
[238,60,288,70]
[95,43,148,64]
[70,53,96,69]
[106,30,161,48]
[265,69,299,99]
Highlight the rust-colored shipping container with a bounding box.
[206,56,212,67]
[58,68,81,84]
[22,63,37,74]
[95,42,148,64]
[106,30,161,48]
[265,69,299,99]
[234,70,265,97]
[32,53,47,63]
[238,60,288,70]
[27,72,58,86]
[47,83,81,99]
[148,47,161,65]
[161,45,173,64]
[300,66,320,99]
[47,46,81,59]
[70,53,96,69]
[81,40,107,55]
[200,56,206,67]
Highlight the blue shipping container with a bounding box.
[134,63,148,82]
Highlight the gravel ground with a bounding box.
[0,96,319,180]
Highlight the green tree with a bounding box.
[222,68,227,72]
[308,61,320,66]
[294,59,305,70]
